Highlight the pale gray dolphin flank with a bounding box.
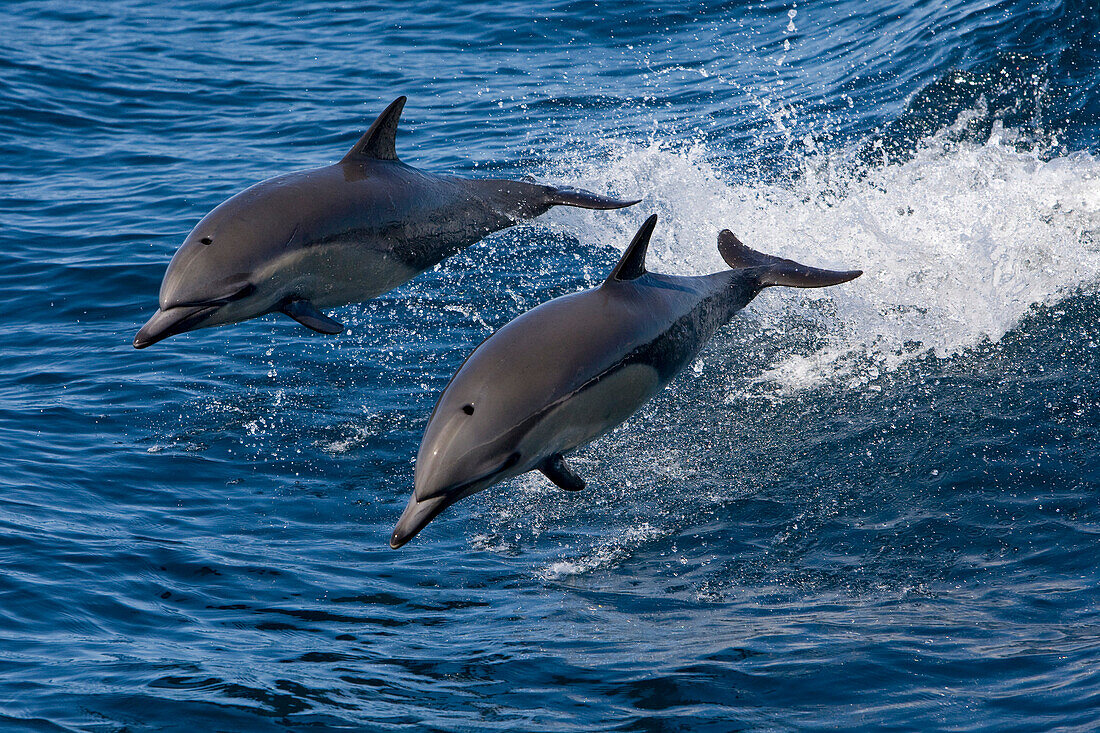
[390,215,862,548]
[133,97,639,348]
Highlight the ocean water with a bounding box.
[2,0,1099,729]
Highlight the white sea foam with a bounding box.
[548,126,1100,395]
[540,522,665,579]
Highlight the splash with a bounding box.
[547,125,1100,395]
[540,523,665,579]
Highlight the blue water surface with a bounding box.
[2,1,1100,730]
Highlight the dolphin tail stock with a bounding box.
[463,179,638,219]
[546,185,641,210]
[717,230,862,288]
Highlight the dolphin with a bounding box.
[390,214,862,548]
[134,96,639,348]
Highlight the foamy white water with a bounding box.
[550,127,1100,394]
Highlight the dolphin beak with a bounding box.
[390,493,451,549]
[391,453,524,548]
[133,305,218,349]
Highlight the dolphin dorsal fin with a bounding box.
[341,96,406,163]
[604,214,657,285]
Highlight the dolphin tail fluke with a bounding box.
[548,186,641,210]
[717,230,862,288]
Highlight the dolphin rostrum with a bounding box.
[390,215,862,548]
[134,96,639,348]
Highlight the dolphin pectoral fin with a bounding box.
[539,454,586,491]
[280,299,345,335]
[548,186,641,210]
[717,231,862,288]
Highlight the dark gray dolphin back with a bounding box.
[339,95,638,214]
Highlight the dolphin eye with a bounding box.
[462,404,474,415]
[200,236,212,245]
